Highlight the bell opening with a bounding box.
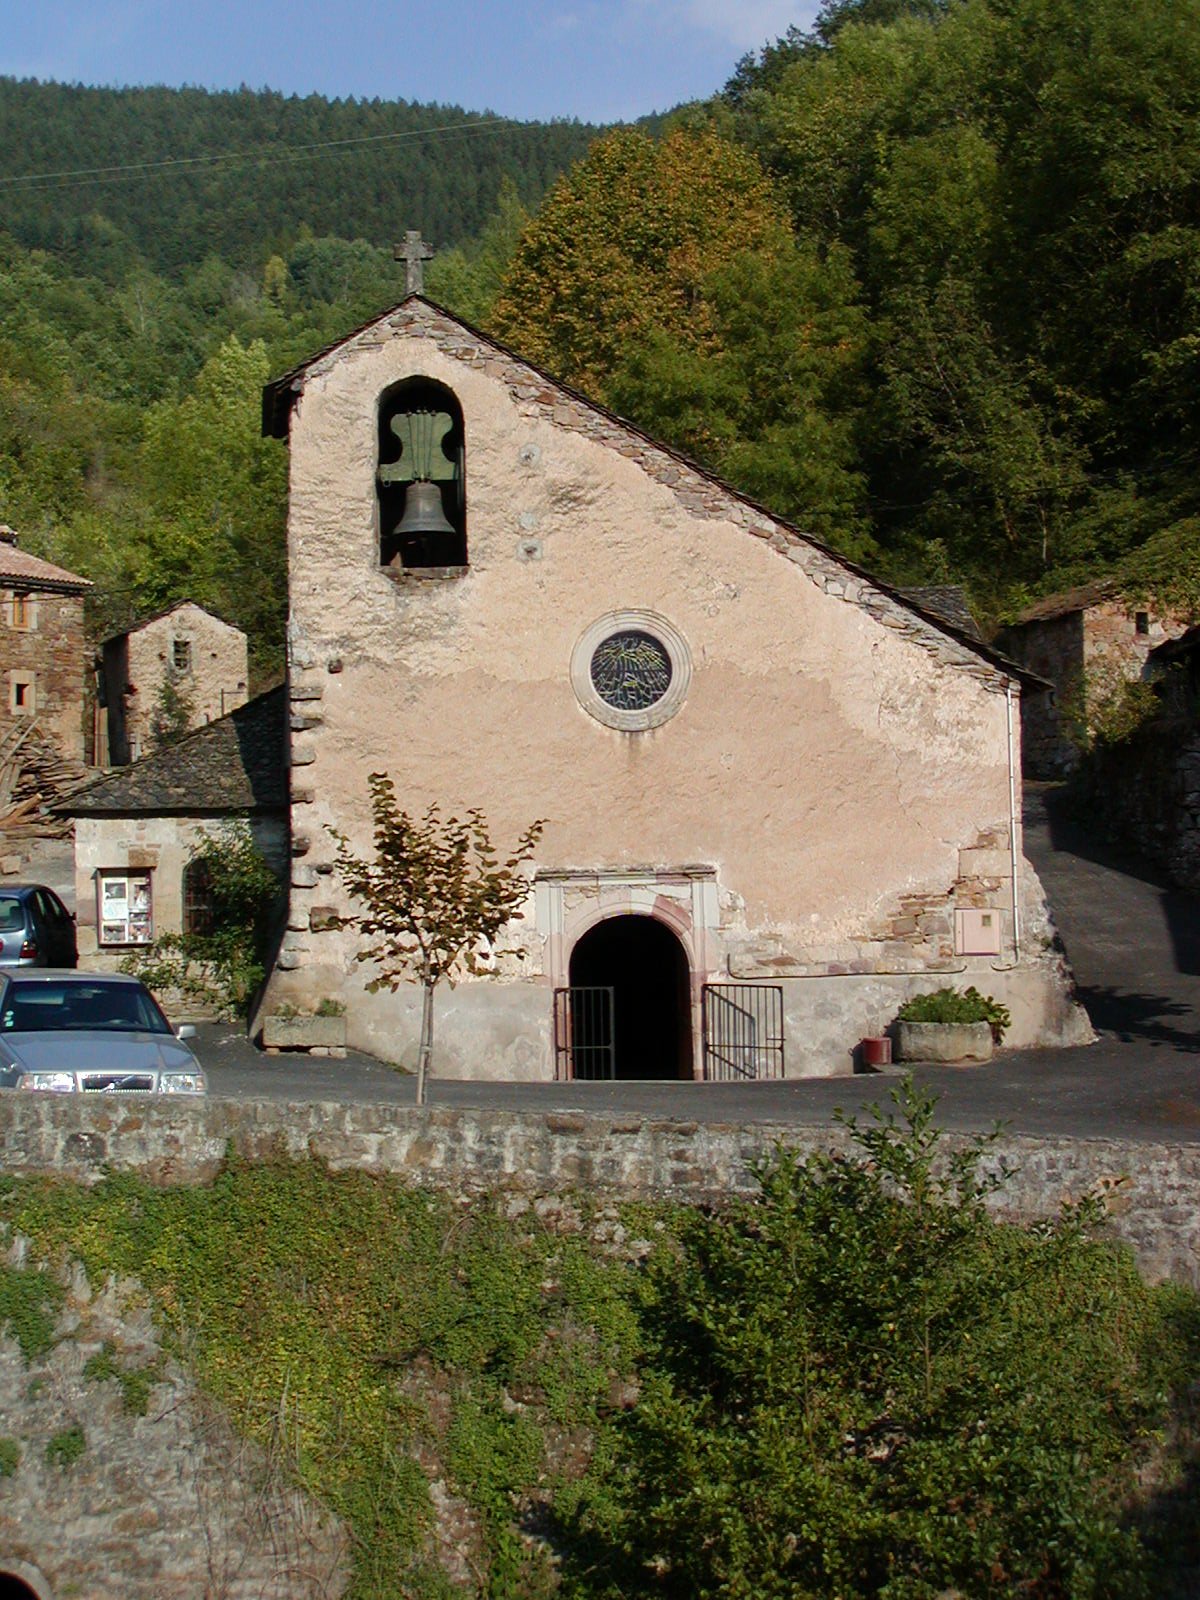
[377,377,467,570]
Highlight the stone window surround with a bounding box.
[570,610,692,732]
[9,672,34,715]
[7,590,35,631]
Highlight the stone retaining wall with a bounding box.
[1,1097,1197,1287]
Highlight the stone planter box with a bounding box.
[895,1020,993,1064]
[261,1014,347,1051]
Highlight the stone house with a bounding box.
[259,293,1088,1080]
[95,600,249,766]
[994,583,1186,778]
[0,524,91,764]
[62,686,287,971]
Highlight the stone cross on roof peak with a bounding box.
[394,229,434,295]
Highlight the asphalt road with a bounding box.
[199,787,1200,1143]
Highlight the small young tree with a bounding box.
[330,774,543,1105]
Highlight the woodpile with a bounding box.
[0,720,90,839]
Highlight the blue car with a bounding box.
[0,884,77,968]
[0,972,205,1095]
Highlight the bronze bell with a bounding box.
[395,480,456,540]
[391,480,457,567]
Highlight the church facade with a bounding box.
[261,294,1088,1080]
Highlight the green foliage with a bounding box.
[45,1425,86,1470]
[0,1160,640,1600]
[147,672,195,752]
[0,1437,19,1477]
[330,773,543,1099]
[494,128,793,396]
[0,80,601,280]
[83,1340,161,1416]
[121,822,281,1017]
[897,984,1011,1038]
[559,1081,1196,1599]
[0,1260,62,1362]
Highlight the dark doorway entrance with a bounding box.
[568,915,692,1080]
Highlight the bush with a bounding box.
[121,822,282,1017]
[897,984,1011,1040]
[559,1081,1198,1600]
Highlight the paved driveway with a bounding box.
[200,788,1200,1142]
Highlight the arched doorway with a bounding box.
[0,1576,42,1599]
[568,915,693,1080]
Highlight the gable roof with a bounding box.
[263,294,1037,694]
[1006,582,1117,627]
[899,586,983,642]
[0,540,91,595]
[99,598,243,649]
[60,685,286,817]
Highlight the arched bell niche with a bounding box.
[377,377,466,571]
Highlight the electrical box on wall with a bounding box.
[956,907,1002,956]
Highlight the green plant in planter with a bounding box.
[897,985,1011,1041]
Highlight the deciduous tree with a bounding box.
[330,774,543,1105]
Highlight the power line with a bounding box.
[0,115,522,194]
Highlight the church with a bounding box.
[259,260,1088,1080]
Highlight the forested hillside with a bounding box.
[1,0,1198,678]
[0,78,599,275]
[496,0,1200,620]
[0,83,597,673]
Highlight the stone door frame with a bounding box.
[535,867,719,1080]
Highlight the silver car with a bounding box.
[0,972,205,1095]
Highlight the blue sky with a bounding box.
[5,0,819,123]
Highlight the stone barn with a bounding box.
[260,292,1087,1080]
[95,600,249,766]
[995,583,1186,778]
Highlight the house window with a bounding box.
[97,870,153,947]
[377,377,466,572]
[172,638,192,672]
[182,858,215,937]
[8,592,34,631]
[9,676,34,715]
[1135,611,1150,636]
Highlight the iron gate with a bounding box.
[553,986,616,1080]
[702,983,785,1081]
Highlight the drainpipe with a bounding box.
[1006,681,1021,961]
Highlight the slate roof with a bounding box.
[1008,581,1116,627]
[263,295,1043,691]
[61,685,286,817]
[99,598,241,649]
[0,536,91,595]
[900,586,983,641]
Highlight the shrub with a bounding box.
[122,821,282,1017]
[45,1426,86,1469]
[559,1081,1197,1600]
[897,984,1011,1040]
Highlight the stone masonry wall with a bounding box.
[122,605,248,763]
[0,1096,1195,1288]
[0,589,87,763]
[0,1253,348,1600]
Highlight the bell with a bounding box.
[394,479,456,540]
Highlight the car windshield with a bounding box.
[0,980,172,1034]
[0,898,24,933]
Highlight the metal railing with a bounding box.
[553,985,616,1080]
[702,983,785,1081]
